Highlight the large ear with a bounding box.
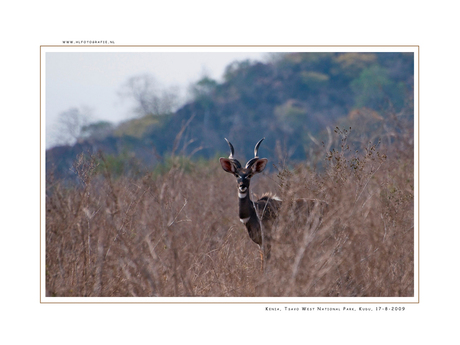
[251,158,268,174]
[220,157,236,174]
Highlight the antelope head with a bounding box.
[219,138,268,198]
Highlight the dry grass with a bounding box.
[45,130,414,297]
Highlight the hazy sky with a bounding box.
[45,51,267,146]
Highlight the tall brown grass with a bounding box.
[45,128,414,297]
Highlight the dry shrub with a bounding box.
[263,138,414,297]
[46,129,414,297]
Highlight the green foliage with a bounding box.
[190,77,217,99]
[300,71,330,89]
[152,155,195,176]
[274,99,308,135]
[351,64,406,110]
[334,53,377,78]
[223,59,255,81]
[81,121,113,141]
[96,151,145,179]
[114,114,161,139]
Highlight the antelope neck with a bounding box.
[238,188,256,220]
[238,186,263,246]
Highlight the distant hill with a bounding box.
[46,52,414,181]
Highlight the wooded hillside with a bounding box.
[46,52,414,181]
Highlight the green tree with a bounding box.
[81,121,114,141]
[189,76,217,106]
[351,65,405,110]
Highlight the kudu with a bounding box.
[219,138,281,264]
